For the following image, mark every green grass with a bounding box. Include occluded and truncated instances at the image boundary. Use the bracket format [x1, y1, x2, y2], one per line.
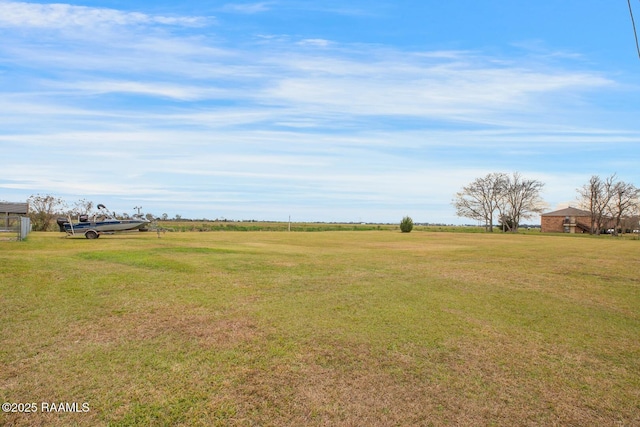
[1, 231, 639, 426]
[156, 220, 492, 233]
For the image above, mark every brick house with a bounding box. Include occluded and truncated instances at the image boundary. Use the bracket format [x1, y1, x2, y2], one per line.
[540, 207, 592, 233]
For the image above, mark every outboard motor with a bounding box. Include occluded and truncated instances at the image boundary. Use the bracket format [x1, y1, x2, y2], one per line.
[56, 218, 69, 232]
[79, 214, 89, 222]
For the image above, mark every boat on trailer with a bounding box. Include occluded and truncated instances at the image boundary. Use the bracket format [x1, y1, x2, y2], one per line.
[57, 204, 150, 239]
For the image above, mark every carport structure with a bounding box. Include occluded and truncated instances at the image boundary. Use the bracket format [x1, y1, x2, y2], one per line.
[0, 202, 30, 240]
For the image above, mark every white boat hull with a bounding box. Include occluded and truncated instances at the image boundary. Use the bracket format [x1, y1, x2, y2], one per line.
[58, 204, 151, 238]
[62, 219, 149, 238]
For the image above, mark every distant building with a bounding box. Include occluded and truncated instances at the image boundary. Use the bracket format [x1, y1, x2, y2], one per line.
[1, 202, 29, 231]
[540, 207, 592, 233]
[1, 202, 28, 215]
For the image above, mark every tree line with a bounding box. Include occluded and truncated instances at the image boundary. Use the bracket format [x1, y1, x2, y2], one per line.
[453, 172, 639, 234]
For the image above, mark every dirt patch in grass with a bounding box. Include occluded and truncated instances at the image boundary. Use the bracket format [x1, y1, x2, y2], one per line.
[68, 308, 260, 349]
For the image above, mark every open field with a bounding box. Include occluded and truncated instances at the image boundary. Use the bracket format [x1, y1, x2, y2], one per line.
[1, 231, 639, 426]
[154, 220, 493, 233]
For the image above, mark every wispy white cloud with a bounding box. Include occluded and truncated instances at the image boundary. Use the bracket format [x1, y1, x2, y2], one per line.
[222, 2, 273, 14]
[257, 65, 612, 125]
[297, 38, 333, 48]
[0, 1, 208, 28]
[48, 80, 232, 101]
[282, 2, 376, 18]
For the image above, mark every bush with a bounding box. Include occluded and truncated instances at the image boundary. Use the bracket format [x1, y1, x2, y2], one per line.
[400, 216, 414, 233]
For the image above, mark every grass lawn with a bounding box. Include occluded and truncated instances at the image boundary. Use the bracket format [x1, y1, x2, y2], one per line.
[1, 231, 639, 426]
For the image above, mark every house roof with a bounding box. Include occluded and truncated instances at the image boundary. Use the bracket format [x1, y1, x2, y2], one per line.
[541, 207, 591, 217]
[0, 202, 29, 214]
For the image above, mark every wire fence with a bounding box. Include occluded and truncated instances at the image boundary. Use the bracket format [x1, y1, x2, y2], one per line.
[0, 216, 31, 241]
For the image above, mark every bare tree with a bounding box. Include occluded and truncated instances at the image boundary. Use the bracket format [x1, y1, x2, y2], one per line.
[608, 181, 640, 235]
[68, 198, 94, 218]
[454, 172, 546, 233]
[498, 173, 546, 233]
[453, 173, 507, 232]
[28, 194, 66, 231]
[578, 174, 617, 235]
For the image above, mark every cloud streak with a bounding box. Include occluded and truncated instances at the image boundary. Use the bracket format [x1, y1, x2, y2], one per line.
[222, 2, 273, 14]
[0, 1, 208, 28]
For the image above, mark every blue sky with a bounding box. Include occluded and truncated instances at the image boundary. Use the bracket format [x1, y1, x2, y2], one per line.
[1, 1, 639, 223]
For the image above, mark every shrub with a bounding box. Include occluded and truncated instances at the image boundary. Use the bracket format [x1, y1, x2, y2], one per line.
[400, 216, 414, 233]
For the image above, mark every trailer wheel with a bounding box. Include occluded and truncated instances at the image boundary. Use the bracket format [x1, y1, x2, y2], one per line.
[85, 230, 99, 239]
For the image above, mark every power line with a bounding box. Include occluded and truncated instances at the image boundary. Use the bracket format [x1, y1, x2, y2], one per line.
[628, 0, 640, 58]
